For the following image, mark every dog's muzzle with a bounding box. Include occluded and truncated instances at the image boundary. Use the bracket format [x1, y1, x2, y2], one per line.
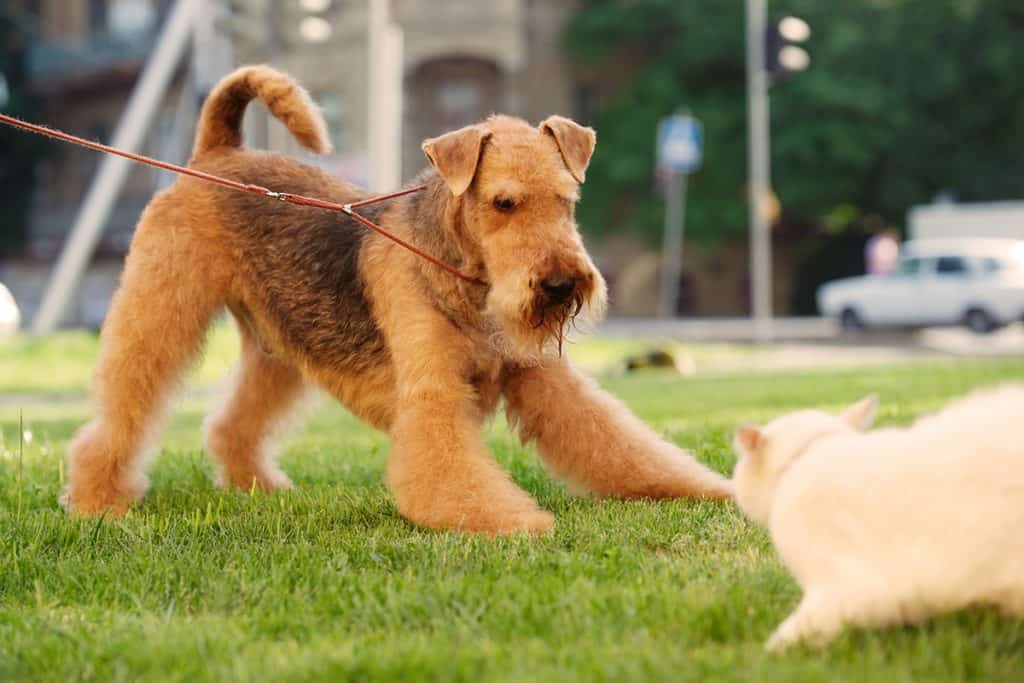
[540, 276, 577, 307]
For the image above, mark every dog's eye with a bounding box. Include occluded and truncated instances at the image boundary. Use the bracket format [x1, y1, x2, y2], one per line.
[493, 197, 516, 212]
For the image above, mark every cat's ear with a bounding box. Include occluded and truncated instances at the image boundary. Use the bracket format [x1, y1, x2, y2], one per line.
[734, 424, 765, 460]
[842, 394, 879, 431]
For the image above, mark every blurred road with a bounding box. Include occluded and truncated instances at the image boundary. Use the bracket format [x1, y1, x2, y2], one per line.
[597, 317, 835, 342]
[597, 317, 1024, 357]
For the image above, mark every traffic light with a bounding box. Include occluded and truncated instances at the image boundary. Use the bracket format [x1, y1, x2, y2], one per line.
[765, 16, 810, 84]
[297, 0, 333, 44]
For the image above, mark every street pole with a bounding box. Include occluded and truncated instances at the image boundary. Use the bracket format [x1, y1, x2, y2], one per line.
[657, 171, 687, 318]
[746, 0, 773, 342]
[367, 0, 403, 192]
[193, 0, 234, 98]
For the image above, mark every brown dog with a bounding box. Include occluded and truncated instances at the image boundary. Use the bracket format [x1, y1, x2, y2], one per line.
[62, 66, 732, 534]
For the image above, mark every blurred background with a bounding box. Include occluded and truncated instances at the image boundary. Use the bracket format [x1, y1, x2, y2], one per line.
[0, 0, 1022, 354]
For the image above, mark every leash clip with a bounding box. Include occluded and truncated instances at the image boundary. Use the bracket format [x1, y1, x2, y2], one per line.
[265, 190, 288, 202]
[341, 203, 354, 215]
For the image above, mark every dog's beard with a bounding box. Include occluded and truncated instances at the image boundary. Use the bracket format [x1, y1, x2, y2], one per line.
[530, 291, 586, 356]
[484, 269, 607, 364]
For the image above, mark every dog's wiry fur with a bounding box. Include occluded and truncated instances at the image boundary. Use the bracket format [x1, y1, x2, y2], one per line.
[62, 65, 732, 534]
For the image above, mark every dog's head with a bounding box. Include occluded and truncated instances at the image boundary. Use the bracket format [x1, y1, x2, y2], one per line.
[422, 114, 607, 361]
[730, 395, 879, 526]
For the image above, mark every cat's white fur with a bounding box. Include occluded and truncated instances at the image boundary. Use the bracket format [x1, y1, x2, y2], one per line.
[731, 385, 1024, 651]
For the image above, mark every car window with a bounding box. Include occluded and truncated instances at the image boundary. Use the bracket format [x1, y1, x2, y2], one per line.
[935, 256, 968, 276]
[895, 257, 923, 276]
[981, 258, 1002, 274]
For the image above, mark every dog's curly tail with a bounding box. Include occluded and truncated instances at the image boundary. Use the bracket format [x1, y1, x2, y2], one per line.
[192, 65, 332, 158]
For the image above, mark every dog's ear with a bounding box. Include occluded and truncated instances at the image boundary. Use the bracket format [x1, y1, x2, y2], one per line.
[733, 424, 765, 460]
[421, 124, 491, 197]
[540, 115, 596, 183]
[842, 394, 879, 431]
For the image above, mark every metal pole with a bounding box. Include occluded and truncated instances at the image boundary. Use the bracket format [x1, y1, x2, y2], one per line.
[155, 67, 197, 190]
[746, 0, 773, 342]
[32, 0, 201, 334]
[367, 0, 403, 192]
[658, 171, 688, 318]
[263, 0, 287, 153]
[192, 0, 234, 97]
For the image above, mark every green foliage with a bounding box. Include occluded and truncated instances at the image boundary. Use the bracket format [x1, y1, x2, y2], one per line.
[567, 1, 747, 245]
[567, 0, 1024, 244]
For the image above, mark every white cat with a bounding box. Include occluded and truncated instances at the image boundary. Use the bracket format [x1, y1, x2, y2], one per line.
[731, 386, 1024, 651]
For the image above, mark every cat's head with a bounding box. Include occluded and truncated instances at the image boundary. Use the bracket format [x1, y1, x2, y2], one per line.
[730, 395, 878, 526]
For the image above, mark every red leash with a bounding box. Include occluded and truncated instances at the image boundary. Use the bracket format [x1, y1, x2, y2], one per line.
[0, 112, 485, 286]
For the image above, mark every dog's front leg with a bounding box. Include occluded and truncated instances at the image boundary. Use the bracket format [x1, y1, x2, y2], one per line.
[387, 388, 553, 535]
[383, 313, 553, 535]
[504, 357, 733, 501]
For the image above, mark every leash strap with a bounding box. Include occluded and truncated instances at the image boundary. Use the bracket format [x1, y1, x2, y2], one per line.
[0, 112, 485, 286]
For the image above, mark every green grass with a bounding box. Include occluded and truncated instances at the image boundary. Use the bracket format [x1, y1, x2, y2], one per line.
[1, 330, 1023, 682]
[0, 324, 243, 395]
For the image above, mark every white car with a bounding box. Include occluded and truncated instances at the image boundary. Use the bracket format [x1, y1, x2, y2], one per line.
[817, 239, 1024, 333]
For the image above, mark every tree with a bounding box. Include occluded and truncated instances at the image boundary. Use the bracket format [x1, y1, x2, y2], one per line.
[565, 0, 1024, 245]
[566, 1, 747, 244]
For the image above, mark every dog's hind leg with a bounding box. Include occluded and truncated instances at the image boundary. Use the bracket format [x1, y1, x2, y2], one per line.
[62, 202, 226, 515]
[504, 357, 733, 501]
[204, 317, 306, 492]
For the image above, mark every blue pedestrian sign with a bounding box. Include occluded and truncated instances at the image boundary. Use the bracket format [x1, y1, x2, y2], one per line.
[657, 114, 702, 174]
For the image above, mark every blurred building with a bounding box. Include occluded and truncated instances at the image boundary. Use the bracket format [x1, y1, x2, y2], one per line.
[22, 0, 182, 260]
[5, 0, 785, 325]
[230, 0, 592, 183]
[3, 0, 185, 326]
[4, 0, 611, 326]
[910, 200, 1024, 241]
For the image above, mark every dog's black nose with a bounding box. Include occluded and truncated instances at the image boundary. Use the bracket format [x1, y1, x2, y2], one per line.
[541, 277, 577, 305]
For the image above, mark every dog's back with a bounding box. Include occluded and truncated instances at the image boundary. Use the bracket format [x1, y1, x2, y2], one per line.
[156, 67, 390, 374]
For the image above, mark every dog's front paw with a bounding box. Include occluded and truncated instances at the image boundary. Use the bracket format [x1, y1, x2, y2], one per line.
[702, 475, 735, 502]
[397, 497, 555, 537]
[493, 509, 555, 536]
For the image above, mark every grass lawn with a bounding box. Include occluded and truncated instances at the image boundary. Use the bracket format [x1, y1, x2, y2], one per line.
[1, 329, 1022, 682]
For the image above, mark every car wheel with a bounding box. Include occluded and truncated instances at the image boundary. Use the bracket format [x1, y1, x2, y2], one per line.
[963, 308, 998, 334]
[839, 308, 864, 332]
